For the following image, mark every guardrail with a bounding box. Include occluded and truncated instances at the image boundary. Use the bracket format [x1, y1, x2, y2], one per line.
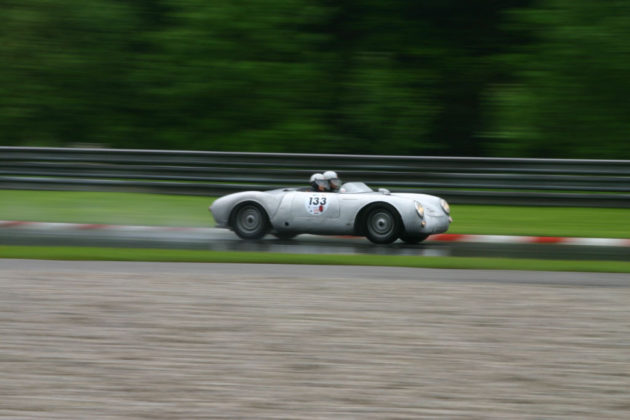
[1, 146, 629, 207]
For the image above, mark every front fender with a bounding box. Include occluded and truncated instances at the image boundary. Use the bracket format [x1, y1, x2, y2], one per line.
[354, 195, 450, 236]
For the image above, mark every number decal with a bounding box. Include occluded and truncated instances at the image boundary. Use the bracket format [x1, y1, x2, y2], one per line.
[304, 194, 329, 215]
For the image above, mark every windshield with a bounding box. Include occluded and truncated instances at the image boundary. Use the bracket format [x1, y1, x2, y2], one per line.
[340, 182, 373, 193]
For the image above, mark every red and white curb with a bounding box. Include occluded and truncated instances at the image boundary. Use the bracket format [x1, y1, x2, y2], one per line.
[429, 234, 630, 247]
[2, 220, 629, 247]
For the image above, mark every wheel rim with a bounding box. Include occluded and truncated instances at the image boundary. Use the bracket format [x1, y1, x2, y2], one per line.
[368, 210, 395, 239]
[236, 205, 263, 233]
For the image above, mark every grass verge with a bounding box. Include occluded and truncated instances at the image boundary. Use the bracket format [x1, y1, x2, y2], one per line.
[1, 245, 629, 273]
[0, 190, 215, 227]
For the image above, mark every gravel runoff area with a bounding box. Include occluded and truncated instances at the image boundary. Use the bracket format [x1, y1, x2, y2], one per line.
[1, 261, 630, 419]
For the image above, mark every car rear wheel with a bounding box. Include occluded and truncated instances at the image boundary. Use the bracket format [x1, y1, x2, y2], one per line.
[365, 207, 400, 244]
[232, 203, 269, 239]
[273, 232, 297, 240]
[400, 233, 429, 244]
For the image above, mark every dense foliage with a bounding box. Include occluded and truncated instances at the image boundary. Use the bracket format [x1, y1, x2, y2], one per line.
[1, 0, 628, 158]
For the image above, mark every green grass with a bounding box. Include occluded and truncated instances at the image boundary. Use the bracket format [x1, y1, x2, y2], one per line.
[0, 190, 215, 227]
[1, 245, 629, 273]
[1, 189, 629, 237]
[450, 205, 630, 238]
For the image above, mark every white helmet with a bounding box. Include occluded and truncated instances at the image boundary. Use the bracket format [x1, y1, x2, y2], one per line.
[323, 170, 341, 191]
[310, 173, 328, 192]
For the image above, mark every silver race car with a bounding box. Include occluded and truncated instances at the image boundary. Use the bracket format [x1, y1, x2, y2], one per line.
[209, 182, 452, 244]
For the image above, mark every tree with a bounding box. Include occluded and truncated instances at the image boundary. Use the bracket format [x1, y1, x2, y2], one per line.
[486, 0, 630, 158]
[125, 0, 335, 152]
[0, 0, 141, 146]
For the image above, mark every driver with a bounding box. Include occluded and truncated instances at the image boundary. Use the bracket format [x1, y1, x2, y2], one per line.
[309, 173, 329, 192]
[323, 170, 341, 192]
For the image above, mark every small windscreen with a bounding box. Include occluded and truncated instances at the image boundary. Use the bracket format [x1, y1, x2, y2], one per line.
[340, 182, 373, 193]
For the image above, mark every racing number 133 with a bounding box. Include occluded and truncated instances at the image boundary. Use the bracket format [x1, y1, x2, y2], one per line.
[308, 196, 327, 206]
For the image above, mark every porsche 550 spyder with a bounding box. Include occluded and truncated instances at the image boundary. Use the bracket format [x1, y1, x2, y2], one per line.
[209, 182, 452, 244]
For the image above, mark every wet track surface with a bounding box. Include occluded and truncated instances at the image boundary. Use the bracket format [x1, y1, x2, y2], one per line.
[2, 225, 630, 261]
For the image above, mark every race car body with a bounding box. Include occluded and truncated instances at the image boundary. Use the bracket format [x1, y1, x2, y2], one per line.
[209, 182, 452, 244]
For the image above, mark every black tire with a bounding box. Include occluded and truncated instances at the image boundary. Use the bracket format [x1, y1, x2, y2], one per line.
[364, 206, 400, 244]
[231, 203, 269, 239]
[400, 233, 429, 244]
[273, 232, 297, 240]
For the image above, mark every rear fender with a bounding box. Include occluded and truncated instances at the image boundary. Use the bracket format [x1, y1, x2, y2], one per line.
[210, 191, 282, 228]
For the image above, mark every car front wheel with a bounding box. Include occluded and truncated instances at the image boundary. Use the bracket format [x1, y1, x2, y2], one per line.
[400, 233, 429, 244]
[232, 203, 269, 239]
[365, 207, 400, 244]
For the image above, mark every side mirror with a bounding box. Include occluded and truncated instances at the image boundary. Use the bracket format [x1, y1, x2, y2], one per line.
[378, 188, 391, 195]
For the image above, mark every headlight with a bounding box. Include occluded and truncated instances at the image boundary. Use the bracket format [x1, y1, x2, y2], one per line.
[440, 199, 450, 215]
[414, 201, 424, 218]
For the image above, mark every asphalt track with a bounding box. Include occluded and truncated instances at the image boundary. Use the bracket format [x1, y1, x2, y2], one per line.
[2, 224, 630, 261]
[1, 260, 630, 418]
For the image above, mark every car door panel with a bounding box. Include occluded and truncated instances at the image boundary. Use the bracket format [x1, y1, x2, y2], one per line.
[290, 192, 341, 233]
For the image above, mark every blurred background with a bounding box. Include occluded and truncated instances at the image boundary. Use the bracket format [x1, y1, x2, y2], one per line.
[2, 0, 629, 158]
[2, 4, 630, 417]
